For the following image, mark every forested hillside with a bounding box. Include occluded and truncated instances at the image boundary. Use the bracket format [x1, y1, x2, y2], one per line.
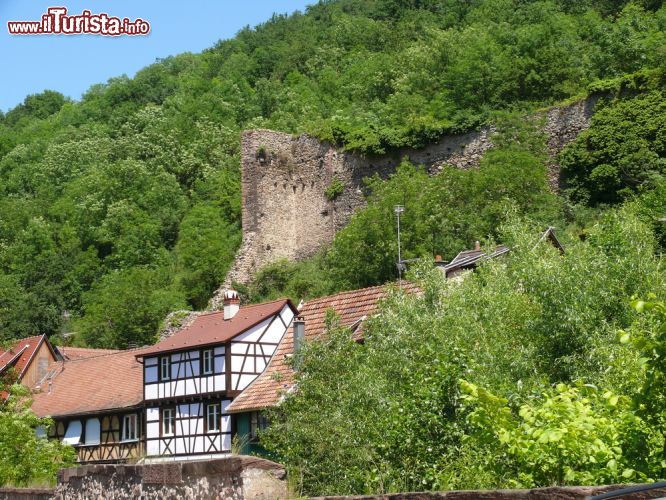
[0, 0, 664, 348]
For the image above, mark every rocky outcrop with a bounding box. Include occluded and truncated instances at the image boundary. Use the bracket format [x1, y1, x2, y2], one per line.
[159, 310, 201, 341]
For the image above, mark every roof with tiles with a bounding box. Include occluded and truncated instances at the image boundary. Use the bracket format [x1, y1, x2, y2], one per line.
[227, 283, 420, 413]
[59, 346, 121, 361]
[138, 299, 296, 358]
[31, 347, 150, 418]
[0, 335, 53, 379]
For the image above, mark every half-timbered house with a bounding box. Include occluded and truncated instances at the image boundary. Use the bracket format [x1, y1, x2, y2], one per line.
[31, 347, 149, 463]
[135, 291, 296, 461]
[227, 283, 420, 453]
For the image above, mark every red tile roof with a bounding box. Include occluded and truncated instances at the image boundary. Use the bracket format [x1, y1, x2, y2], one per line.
[59, 346, 121, 360]
[227, 283, 420, 413]
[137, 299, 295, 358]
[0, 335, 53, 379]
[31, 348, 150, 418]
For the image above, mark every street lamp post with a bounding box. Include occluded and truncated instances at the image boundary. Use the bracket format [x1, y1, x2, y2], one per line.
[394, 205, 404, 286]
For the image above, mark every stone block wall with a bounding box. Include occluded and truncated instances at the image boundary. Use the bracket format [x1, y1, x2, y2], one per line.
[52, 455, 288, 499]
[0, 488, 54, 500]
[312, 483, 666, 500]
[212, 94, 600, 297]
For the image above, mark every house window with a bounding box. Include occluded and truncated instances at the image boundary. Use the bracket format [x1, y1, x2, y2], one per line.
[160, 357, 171, 381]
[162, 408, 175, 436]
[37, 358, 49, 380]
[206, 403, 220, 432]
[84, 418, 100, 445]
[63, 420, 82, 445]
[250, 411, 269, 440]
[122, 414, 138, 442]
[202, 349, 213, 375]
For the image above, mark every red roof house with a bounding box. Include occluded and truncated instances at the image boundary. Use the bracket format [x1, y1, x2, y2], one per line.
[227, 283, 420, 414]
[0, 335, 58, 391]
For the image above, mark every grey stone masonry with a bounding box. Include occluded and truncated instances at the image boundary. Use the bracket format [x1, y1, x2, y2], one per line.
[52, 455, 288, 500]
[211, 94, 600, 300]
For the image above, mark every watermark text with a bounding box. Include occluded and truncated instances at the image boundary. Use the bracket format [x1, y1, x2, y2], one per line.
[7, 7, 150, 36]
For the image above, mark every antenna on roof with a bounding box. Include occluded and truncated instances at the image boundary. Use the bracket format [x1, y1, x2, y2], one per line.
[394, 205, 405, 287]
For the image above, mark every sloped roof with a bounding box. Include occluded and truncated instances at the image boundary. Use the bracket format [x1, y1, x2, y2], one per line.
[441, 245, 510, 275]
[227, 283, 420, 413]
[31, 348, 150, 418]
[137, 299, 296, 358]
[59, 346, 121, 361]
[0, 335, 55, 379]
[534, 226, 565, 253]
[435, 228, 564, 277]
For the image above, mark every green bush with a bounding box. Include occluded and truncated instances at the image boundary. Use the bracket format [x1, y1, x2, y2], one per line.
[324, 177, 346, 201]
[460, 382, 662, 487]
[262, 210, 665, 495]
[560, 90, 666, 205]
[0, 385, 76, 486]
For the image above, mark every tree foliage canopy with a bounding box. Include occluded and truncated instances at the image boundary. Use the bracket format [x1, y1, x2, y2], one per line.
[262, 209, 666, 495]
[0, 384, 75, 487]
[0, 0, 664, 347]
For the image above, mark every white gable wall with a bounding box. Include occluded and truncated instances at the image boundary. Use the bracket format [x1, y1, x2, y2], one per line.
[144, 400, 232, 458]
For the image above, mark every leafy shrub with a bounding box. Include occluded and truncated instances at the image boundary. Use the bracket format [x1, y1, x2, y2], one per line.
[460, 381, 662, 487]
[262, 211, 665, 495]
[324, 177, 346, 201]
[0, 385, 76, 486]
[560, 90, 666, 205]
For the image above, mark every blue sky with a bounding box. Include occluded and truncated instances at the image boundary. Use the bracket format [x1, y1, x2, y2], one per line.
[0, 1, 313, 112]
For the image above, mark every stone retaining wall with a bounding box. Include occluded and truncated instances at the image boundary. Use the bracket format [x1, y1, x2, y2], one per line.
[46, 455, 287, 499]
[311, 483, 666, 500]
[0, 487, 54, 500]
[3, 478, 665, 499]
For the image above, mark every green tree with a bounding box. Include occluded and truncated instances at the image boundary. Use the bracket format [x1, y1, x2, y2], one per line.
[175, 203, 240, 309]
[621, 296, 666, 470]
[560, 90, 666, 205]
[76, 265, 187, 348]
[0, 384, 75, 486]
[263, 210, 665, 495]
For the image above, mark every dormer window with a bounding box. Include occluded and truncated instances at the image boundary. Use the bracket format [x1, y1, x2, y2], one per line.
[160, 356, 171, 381]
[202, 349, 213, 375]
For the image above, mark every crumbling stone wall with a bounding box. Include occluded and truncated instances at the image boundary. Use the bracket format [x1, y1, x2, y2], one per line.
[52, 456, 288, 500]
[215, 95, 599, 295]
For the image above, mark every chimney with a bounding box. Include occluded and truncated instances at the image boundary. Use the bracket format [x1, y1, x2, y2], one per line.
[474, 241, 481, 251]
[223, 290, 240, 320]
[293, 316, 305, 352]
